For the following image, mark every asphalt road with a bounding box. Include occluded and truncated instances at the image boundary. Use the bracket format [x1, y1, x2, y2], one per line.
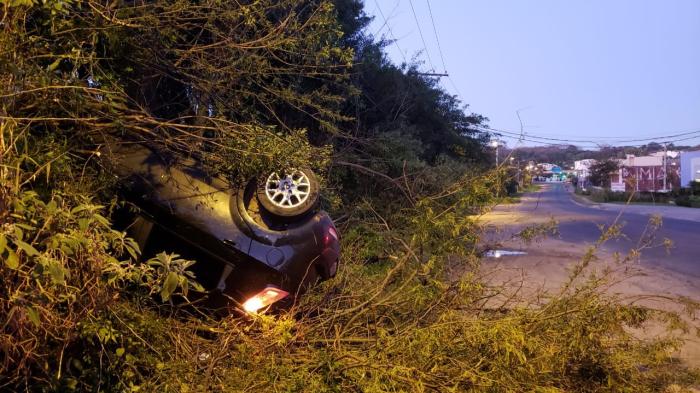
[496, 182, 700, 279]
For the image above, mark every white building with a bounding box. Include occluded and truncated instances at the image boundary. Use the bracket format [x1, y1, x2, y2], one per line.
[574, 159, 596, 177]
[680, 150, 700, 187]
[574, 159, 596, 189]
[537, 163, 556, 172]
[650, 150, 680, 159]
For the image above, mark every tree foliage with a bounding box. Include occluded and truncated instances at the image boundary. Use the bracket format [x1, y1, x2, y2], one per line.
[589, 159, 620, 188]
[1, 0, 348, 183]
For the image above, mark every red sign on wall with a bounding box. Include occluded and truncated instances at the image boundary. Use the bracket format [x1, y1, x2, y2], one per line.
[619, 165, 680, 192]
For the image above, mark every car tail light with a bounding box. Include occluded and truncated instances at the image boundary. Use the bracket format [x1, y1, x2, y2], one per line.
[242, 286, 289, 314]
[328, 227, 338, 240]
[324, 227, 339, 245]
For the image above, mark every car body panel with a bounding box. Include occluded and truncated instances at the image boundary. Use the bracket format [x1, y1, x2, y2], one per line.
[109, 144, 339, 310]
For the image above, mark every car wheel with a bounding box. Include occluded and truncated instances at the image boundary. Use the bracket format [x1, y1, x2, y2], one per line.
[256, 167, 319, 218]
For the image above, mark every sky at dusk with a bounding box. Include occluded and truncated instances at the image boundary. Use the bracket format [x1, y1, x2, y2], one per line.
[365, 0, 700, 148]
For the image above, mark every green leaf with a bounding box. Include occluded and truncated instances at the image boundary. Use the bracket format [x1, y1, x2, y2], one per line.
[15, 240, 39, 256]
[124, 238, 140, 261]
[160, 272, 179, 301]
[64, 377, 78, 391]
[0, 234, 6, 254]
[60, 244, 74, 255]
[116, 347, 125, 357]
[71, 204, 90, 215]
[26, 307, 40, 328]
[14, 226, 23, 241]
[15, 223, 35, 231]
[181, 277, 189, 297]
[47, 262, 66, 284]
[192, 281, 205, 292]
[46, 58, 62, 72]
[3, 0, 35, 8]
[4, 250, 19, 270]
[78, 218, 90, 231]
[93, 214, 110, 228]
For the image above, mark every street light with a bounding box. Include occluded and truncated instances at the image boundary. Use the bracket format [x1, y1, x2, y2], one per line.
[490, 140, 500, 166]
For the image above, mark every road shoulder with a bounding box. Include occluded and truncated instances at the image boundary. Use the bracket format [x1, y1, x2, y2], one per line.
[478, 236, 700, 368]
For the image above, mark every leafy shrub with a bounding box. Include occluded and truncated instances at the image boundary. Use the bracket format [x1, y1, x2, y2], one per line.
[0, 189, 125, 386]
[111, 216, 699, 393]
[587, 188, 676, 204]
[675, 195, 700, 208]
[505, 178, 519, 195]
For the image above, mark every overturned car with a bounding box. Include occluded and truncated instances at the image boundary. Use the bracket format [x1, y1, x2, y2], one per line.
[110, 144, 340, 313]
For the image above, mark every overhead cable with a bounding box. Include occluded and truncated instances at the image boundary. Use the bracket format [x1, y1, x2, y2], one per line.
[407, 0, 437, 71]
[478, 126, 700, 145]
[373, 0, 408, 64]
[425, 0, 447, 73]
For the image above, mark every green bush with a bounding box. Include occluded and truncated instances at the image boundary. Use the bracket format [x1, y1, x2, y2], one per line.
[588, 188, 676, 204]
[676, 195, 700, 208]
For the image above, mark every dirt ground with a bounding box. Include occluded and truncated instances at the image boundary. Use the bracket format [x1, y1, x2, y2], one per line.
[478, 235, 700, 368]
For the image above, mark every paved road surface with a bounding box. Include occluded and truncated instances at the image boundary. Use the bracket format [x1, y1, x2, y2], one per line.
[488, 182, 700, 279]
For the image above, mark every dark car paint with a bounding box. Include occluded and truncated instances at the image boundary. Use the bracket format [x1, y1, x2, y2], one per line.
[111, 145, 339, 309]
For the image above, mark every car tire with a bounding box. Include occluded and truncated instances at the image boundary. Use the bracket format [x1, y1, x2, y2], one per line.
[256, 167, 320, 218]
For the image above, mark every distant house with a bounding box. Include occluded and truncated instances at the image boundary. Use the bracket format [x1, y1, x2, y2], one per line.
[680, 150, 700, 187]
[538, 163, 557, 172]
[650, 150, 680, 159]
[574, 159, 596, 188]
[535, 163, 565, 181]
[609, 153, 680, 193]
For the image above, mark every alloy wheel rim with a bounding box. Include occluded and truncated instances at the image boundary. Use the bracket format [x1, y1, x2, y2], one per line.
[264, 170, 311, 209]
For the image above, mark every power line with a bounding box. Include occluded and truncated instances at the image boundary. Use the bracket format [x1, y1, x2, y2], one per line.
[374, 1, 463, 99]
[481, 127, 609, 145]
[487, 129, 700, 150]
[423, 0, 464, 100]
[407, 0, 436, 71]
[478, 125, 700, 146]
[492, 132, 600, 147]
[496, 128, 700, 140]
[447, 76, 464, 99]
[656, 133, 700, 145]
[425, 0, 447, 73]
[373, 0, 408, 64]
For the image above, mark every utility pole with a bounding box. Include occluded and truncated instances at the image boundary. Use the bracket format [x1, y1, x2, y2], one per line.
[490, 139, 500, 197]
[662, 142, 668, 192]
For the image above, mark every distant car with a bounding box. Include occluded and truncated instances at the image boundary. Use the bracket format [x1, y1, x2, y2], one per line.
[109, 144, 340, 313]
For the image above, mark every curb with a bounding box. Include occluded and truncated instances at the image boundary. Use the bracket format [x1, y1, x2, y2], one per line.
[568, 192, 602, 209]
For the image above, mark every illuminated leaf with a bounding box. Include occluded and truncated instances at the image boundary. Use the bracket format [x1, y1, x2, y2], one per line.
[4, 250, 19, 269]
[15, 240, 39, 256]
[47, 262, 66, 284]
[160, 272, 179, 301]
[26, 307, 40, 328]
[46, 58, 61, 72]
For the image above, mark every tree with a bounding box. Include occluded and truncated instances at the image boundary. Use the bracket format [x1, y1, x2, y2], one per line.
[588, 159, 619, 188]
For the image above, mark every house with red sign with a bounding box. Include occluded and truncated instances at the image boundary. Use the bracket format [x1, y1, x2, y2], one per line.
[609, 153, 680, 193]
